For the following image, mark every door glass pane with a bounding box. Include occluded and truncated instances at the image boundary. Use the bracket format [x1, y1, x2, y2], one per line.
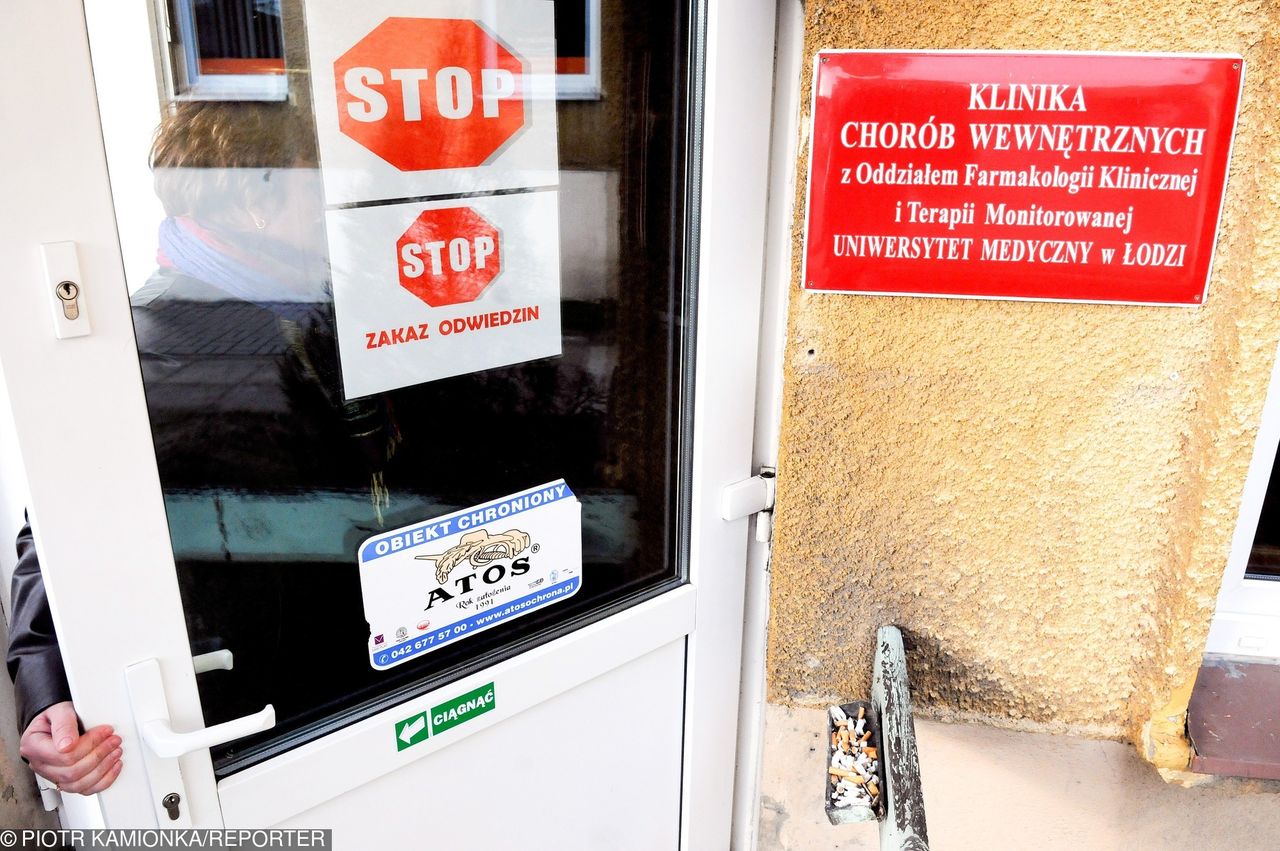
[96, 0, 696, 774]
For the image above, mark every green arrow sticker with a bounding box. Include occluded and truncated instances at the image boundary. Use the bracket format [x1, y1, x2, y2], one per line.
[394, 711, 430, 752]
[431, 682, 496, 735]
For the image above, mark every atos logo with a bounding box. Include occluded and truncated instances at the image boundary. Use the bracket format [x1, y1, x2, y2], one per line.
[415, 528, 535, 611]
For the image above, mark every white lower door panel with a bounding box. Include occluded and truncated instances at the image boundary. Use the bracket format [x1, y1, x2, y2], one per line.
[276, 639, 685, 849]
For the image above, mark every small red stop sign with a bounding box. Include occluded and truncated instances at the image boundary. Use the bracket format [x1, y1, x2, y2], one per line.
[397, 207, 502, 307]
[334, 17, 527, 171]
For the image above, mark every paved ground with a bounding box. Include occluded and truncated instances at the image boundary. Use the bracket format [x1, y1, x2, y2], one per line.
[758, 704, 1280, 850]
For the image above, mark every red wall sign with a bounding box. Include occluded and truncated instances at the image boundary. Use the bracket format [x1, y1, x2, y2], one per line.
[802, 52, 1243, 305]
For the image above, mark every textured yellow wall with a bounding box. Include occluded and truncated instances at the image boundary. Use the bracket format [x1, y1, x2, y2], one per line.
[769, 0, 1280, 761]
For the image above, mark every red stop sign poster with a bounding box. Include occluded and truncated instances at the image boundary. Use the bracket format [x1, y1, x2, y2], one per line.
[306, 1, 559, 206]
[396, 207, 502, 307]
[802, 52, 1244, 305]
[306, 1, 563, 399]
[326, 192, 562, 399]
[335, 18, 527, 172]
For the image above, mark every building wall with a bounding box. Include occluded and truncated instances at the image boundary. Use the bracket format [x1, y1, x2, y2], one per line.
[768, 0, 1280, 767]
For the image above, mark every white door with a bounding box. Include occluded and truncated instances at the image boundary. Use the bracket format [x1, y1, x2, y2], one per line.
[0, 0, 777, 847]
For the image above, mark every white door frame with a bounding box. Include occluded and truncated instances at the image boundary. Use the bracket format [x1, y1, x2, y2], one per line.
[683, 0, 778, 847]
[0, 0, 779, 845]
[730, 1, 805, 849]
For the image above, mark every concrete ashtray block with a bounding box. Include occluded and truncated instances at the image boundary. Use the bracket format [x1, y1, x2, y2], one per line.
[824, 700, 884, 825]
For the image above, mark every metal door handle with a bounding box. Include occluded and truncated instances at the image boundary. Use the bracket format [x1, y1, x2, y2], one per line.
[126, 658, 275, 759]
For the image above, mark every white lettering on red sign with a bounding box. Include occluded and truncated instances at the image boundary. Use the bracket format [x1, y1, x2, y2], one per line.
[401, 236, 497, 279]
[342, 67, 516, 123]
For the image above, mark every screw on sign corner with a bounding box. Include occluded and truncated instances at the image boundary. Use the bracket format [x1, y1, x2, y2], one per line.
[335, 17, 528, 172]
[397, 207, 502, 307]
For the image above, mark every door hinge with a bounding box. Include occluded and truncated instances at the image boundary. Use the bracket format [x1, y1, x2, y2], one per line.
[721, 467, 776, 542]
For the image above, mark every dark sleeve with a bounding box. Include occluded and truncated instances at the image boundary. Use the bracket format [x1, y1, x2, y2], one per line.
[7, 517, 72, 733]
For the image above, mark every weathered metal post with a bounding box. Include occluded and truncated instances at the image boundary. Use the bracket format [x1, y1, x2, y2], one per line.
[871, 625, 929, 850]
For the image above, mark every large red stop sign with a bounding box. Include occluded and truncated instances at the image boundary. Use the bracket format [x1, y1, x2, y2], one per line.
[335, 18, 527, 172]
[397, 207, 502, 307]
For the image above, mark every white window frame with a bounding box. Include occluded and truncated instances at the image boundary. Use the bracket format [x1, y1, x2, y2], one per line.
[166, 0, 287, 102]
[549, 0, 602, 100]
[1206, 342, 1280, 659]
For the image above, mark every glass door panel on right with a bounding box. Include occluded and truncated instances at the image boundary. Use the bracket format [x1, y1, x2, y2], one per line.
[100, 0, 698, 774]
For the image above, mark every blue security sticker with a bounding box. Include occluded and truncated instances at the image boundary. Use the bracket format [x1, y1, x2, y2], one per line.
[361, 480, 582, 670]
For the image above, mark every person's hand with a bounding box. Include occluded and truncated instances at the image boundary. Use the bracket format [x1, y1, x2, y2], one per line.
[19, 701, 122, 795]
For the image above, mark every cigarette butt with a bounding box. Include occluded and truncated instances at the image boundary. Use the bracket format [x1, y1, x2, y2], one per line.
[841, 742, 851, 754]
[831, 769, 868, 785]
[839, 729, 850, 744]
[859, 731, 872, 743]
[868, 781, 879, 796]
[864, 747, 878, 759]
[830, 731, 838, 748]
[857, 706, 866, 720]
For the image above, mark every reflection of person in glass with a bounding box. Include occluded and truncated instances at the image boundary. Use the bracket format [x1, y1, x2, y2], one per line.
[137, 101, 401, 509]
[149, 102, 330, 304]
[7, 100, 397, 797]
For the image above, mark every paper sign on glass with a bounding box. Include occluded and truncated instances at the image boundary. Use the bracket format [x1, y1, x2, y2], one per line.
[327, 190, 562, 398]
[306, 0, 563, 398]
[359, 481, 583, 671]
[304, 0, 559, 206]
